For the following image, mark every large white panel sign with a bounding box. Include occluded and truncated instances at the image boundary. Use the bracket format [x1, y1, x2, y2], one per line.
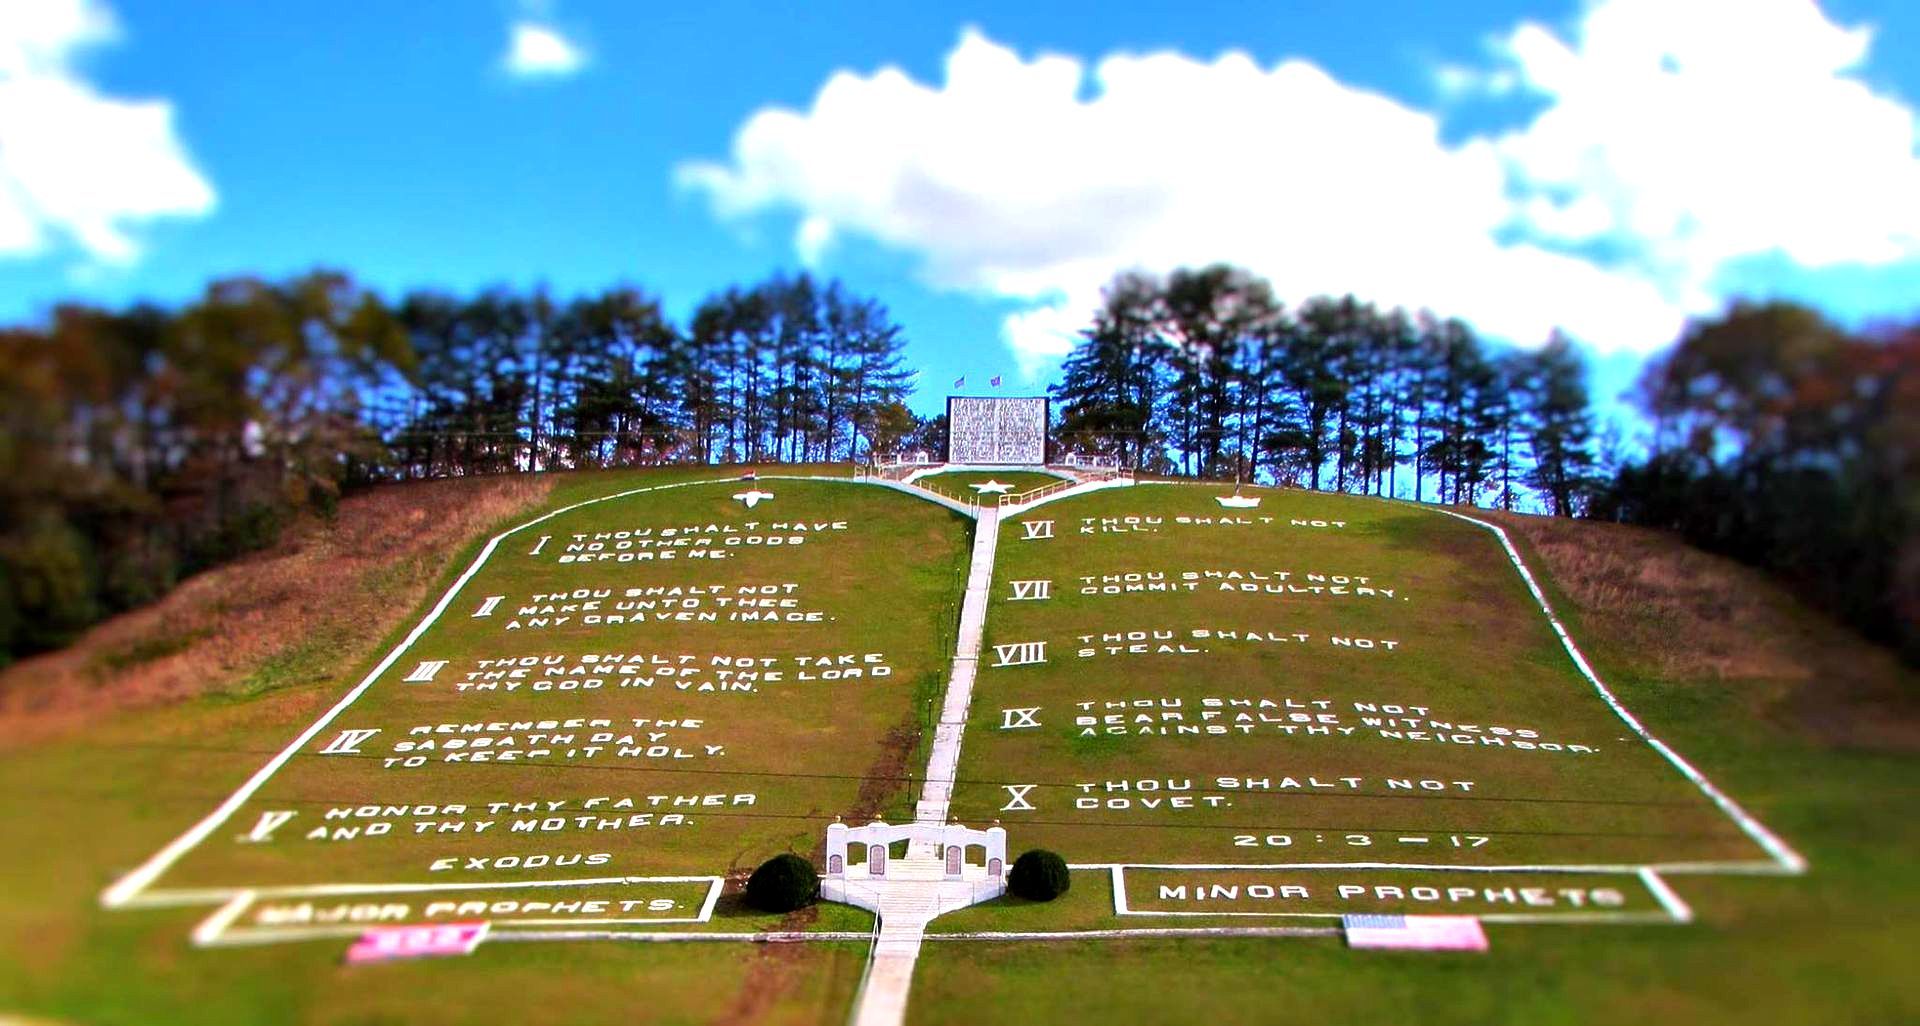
[947, 396, 1048, 465]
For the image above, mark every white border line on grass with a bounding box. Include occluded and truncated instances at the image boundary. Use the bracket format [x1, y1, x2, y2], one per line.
[1073, 860, 1794, 875]
[105, 472, 1802, 948]
[1429, 506, 1806, 874]
[101, 473, 876, 910]
[1105, 865, 1686, 926]
[1639, 868, 1694, 923]
[1127, 481, 1806, 876]
[187, 879, 725, 952]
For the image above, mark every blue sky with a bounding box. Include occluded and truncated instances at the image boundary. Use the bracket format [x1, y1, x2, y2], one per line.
[3, 0, 1918, 426]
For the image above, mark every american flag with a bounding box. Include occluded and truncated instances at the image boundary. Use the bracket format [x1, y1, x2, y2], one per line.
[954, 376, 965, 388]
[991, 375, 1002, 387]
[1343, 914, 1488, 951]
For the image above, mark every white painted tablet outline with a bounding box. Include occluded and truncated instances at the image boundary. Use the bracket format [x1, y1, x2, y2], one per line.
[1097, 864, 1690, 925]
[191, 876, 727, 947]
[1092, 481, 1808, 876]
[1429, 506, 1805, 873]
[101, 473, 887, 910]
[104, 474, 1802, 922]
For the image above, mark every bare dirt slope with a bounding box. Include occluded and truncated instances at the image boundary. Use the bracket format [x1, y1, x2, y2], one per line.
[0, 474, 550, 746]
[1479, 508, 1917, 751]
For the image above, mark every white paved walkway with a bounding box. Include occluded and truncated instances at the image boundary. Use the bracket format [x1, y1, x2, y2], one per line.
[915, 504, 998, 831]
[849, 506, 1001, 1026]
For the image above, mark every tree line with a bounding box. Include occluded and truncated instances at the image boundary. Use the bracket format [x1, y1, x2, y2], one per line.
[1050, 265, 1602, 515]
[0, 270, 917, 662]
[1048, 266, 1914, 660]
[1595, 302, 1917, 662]
[1, 263, 1909, 666]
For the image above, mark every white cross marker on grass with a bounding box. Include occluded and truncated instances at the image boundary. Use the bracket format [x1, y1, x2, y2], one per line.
[733, 489, 774, 508]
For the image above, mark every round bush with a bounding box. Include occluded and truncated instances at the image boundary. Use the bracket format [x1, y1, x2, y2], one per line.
[1007, 849, 1071, 901]
[745, 853, 819, 912]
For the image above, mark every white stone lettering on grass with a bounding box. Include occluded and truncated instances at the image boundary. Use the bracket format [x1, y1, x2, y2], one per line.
[1060, 626, 1404, 656]
[1047, 690, 1596, 751]
[379, 716, 729, 769]
[553, 521, 850, 563]
[1069, 570, 1398, 600]
[320, 729, 381, 755]
[1072, 514, 1349, 531]
[991, 641, 1047, 667]
[285, 794, 759, 848]
[496, 583, 831, 630]
[403, 660, 448, 683]
[1008, 579, 1051, 601]
[1000, 707, 1041, 729]
[1070, 778, 1233, 812]
[1000, 784, 1037, 812]
[1019, 520, 1053, 540]
[1074, 630, 1204, 658]
[472, 595, 504, 617]
[449, 651, 896, 695]
[428, 852, 614, 872]
[238, 810, 297, 843]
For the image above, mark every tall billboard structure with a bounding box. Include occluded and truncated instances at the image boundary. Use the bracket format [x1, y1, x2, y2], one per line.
[947, 396, 1048, 465]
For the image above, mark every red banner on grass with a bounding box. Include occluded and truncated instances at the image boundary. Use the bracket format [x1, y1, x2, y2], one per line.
[346, 921, 489, 963]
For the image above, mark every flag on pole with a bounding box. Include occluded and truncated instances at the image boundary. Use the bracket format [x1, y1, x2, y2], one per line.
[991, 375, 1002, 387]
[1342, 915, 1488, 951]
[954, 376, 965, 388]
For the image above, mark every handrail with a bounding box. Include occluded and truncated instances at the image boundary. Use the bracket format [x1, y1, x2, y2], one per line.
[898, 477, 980, 510]
[999, 477, 1075, 507]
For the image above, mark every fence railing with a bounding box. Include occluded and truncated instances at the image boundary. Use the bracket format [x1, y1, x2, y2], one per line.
[999, 476, 1076, 508]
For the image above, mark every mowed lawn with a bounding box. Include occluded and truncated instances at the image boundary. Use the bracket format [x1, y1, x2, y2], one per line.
[950, 482, 1775, 872]
[131, 473, 971, 900]
[0, 465, 967, 1025]
[2, 469, 1913, 1025]
[912, 483, 1920, 1026]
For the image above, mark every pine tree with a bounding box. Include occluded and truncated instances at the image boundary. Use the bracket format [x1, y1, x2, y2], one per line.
[1524, 331, 1601, 516]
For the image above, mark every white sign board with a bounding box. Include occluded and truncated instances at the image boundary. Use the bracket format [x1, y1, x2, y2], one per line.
[947, 396, 1048, 465]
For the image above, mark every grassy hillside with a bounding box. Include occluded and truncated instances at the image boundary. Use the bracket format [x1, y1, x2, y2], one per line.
[0, 468, 1912, 1026]
[0, 465, 913, 1026]
[910, 485, 1919, 1026]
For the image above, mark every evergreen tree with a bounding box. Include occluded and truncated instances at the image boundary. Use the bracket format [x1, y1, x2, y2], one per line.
[1523, 331, 1600, 516]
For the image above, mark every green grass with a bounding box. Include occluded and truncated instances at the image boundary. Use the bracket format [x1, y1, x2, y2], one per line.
[906, 481, 1919, 1026]
[953, 482, 1769, 869]
[137, 470, 971, 898]
[0, 464, 952, 1025]
[2, 469, 1913, 1026]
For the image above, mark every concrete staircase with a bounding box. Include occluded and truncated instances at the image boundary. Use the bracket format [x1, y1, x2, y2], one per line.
[847, 857, 958, 1026]
[840, 506, 1008, 1026]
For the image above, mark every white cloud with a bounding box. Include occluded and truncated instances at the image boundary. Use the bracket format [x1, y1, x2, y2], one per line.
[1491, 0, 1920, 287]
[680, 3, 1920, 374]
[0, 0, 215, 264]
[503, 21, 587, 79]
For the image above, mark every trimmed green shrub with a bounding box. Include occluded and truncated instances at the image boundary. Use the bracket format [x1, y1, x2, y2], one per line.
[745, 852, 819, 912]
[1008, 849, 1071, 901]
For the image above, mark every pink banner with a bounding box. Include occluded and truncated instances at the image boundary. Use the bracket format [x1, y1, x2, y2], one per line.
[346, 922, 490, 964]
[1343, 914, 1488, 951]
